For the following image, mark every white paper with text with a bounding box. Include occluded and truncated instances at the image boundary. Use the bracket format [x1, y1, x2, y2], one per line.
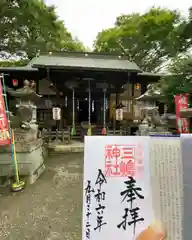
[82, 136, 154, 240]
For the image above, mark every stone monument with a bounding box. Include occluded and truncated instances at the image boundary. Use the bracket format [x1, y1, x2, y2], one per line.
[0, 80, 45, 185]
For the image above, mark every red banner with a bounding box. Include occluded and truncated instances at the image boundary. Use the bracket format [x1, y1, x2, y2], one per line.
[0, 79, 11, 145]
[174, 94, 189, 134]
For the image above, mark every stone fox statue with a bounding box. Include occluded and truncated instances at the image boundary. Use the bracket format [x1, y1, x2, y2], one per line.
[8, 105, 33, 129]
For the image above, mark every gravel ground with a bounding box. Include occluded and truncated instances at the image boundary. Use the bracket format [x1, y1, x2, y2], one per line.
[0, 153, 84, 240]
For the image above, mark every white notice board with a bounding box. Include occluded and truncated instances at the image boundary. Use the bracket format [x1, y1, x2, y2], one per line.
[82, 136, 154, 240]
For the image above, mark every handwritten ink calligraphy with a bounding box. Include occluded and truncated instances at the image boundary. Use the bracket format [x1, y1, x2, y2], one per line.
[117, 176, 144, 235]
[120, 176, 144, 208]
[94, 169, 107, 232]
[85, 180, 94, 239]
[95, 169, 107, 188]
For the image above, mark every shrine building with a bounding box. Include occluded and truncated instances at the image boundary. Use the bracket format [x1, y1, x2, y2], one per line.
[0, 51, 165, 136]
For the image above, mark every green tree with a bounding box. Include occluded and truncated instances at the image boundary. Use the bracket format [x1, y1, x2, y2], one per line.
[158, 55, 192, 104]
[0, 0, 86, 58]
[60, 37, 88, 52]
[181, 7, 192, 46]
[0, 60, 29, 67]
[94, 8, 190, 72]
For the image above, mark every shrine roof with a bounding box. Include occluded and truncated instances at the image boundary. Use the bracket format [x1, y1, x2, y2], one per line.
[136, 71, 170, 83]
[0, 66, 37, 72]
[0, 59, 38, 72]
[137, 72, 169, 77]
[31, 52, 141, 72]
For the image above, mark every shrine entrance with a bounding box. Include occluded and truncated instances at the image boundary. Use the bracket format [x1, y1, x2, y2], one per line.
[78, 100, 97, 123]
[78, 100, 88, 122]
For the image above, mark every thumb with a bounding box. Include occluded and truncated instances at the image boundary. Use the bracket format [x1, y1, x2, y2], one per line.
[136, 221, 165, 240]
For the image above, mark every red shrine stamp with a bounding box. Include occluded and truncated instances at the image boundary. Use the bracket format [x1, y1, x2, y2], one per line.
[104, 144, 144, 177]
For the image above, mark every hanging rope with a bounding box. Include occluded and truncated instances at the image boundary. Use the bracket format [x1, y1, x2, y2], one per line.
[47, 68, 52, 130]
[87, 80, 92, 136]
[103, 90, 106, 128]
[71, 87, 76, 136]
[102, 89, 107, 135]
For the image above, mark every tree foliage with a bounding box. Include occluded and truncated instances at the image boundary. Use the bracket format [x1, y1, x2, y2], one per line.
[158, 55, 192, 104]
[0, 0, 86, 59]
[94, 8, 191, 72]
[0, 60, 29, 67]
[181, 7, 192, 47]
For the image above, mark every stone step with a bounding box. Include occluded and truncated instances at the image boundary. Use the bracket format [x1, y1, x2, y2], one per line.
[48, 141, 84, 153]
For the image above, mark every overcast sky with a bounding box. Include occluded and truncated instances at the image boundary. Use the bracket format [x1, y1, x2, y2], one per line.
[46, 0, 191, 48]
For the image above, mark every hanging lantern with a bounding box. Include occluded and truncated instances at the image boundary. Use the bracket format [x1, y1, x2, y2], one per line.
[12, 79, 18, 87]
[116, 108, 123, 121]
[52, 106, 61, 120]
[135, 83, 140, 90]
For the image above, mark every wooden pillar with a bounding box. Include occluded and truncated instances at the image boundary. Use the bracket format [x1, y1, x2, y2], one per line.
[36, 78, 40, 122]
[113, 86, 120, 130]
[36, 79, 39, 94]
[132, 83, 134, 116]
[56, 91, 61, 130]
[141, 84, 147, 95]
[106, 92, 110, 124]
[127, 73, 131, 131]
[116, 91, 120, 106]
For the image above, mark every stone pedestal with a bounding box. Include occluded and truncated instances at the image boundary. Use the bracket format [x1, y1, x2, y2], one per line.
[0, 136, 45, 185]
